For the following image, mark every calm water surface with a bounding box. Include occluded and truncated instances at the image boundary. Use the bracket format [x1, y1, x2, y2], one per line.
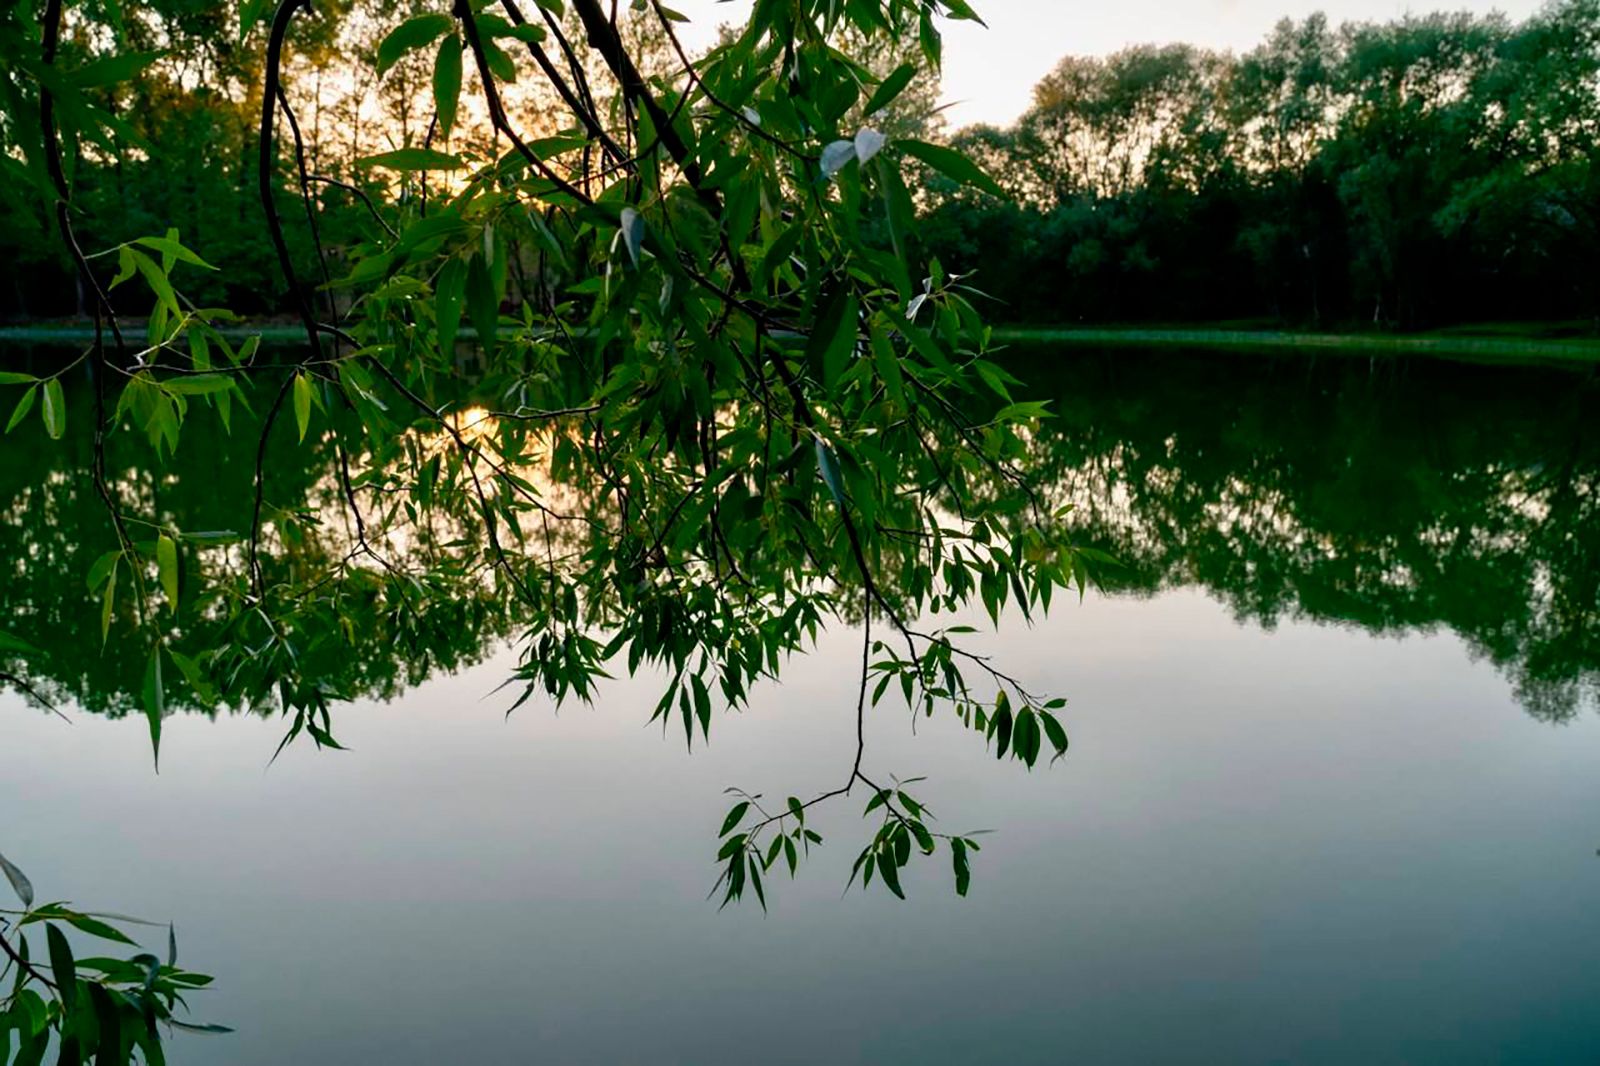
[2, 347, 1597, 1064]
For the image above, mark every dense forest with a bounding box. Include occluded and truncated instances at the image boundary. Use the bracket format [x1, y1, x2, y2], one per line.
[3, 1, 1599, 331]
[927, 2, 1600, 329]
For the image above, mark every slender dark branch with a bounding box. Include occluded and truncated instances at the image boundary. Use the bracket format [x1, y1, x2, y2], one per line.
[358, 351, 595, 527]
[498, 0, 629, 167]
[535, 2, 607, 144]
[0, 673, 69, 723]
[38, 0, 145, 630]
[0, 930, 57, 992]
[275, 81, 337, 341]
[569, 0, 707, 189]
[905, 629, 1043, 705]
[248, 372, 298, 597]
[38, 0, 127, 356]
[647, 0, 810, 158]
[420, 111, 438, 219]
[259, 0, 323, 357]
[307, 175, 399, 238]
[850, 583, 872, 784]
[569, 0, 761, 296]
[453, 0, 592, 205]
[740, 587, 875, 838]
[487, 403, 603, 421]
[334, 434, 413, 588]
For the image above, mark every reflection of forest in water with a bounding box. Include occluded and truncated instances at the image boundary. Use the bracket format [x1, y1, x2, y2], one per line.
[0, 352, 523, 718]
[1010, 347, 1599, 722]
[3, 345, 1596, 723]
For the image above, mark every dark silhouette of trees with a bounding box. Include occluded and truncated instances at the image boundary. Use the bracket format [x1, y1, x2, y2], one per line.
[923, 2, 1600, 330]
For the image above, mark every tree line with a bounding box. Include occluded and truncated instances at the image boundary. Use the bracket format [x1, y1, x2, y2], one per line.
[11, 3, 1598, 333]
[924, 2, 1600, 330]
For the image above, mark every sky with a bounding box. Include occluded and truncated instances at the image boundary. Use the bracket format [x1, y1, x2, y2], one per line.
[671, 0, 1549, 128]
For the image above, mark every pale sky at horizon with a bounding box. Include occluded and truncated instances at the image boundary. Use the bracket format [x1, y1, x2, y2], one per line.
[672, 0, 1549, 127]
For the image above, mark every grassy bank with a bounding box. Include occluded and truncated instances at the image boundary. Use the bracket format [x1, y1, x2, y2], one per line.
[993, 327, 1600, 367]
[6, 322, 1600, 369]
[0, 324, 310, 345]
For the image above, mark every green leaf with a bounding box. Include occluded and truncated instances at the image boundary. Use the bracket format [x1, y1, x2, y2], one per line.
[481, 36, 516, 83]
[6, 385, 37, 433]
[747, 854, 766, 911]
[501, 22, 547, 44]
[292, 372, 312, 443]
[0, 630, 41, 656]
[238, 0, 270, 41]
[896, 138, 1006, 198]
[128, 247, 178, 313]
[433, 36, 463, 138]
[875, 851, 906, 899]
[53, 911, 137, 947]
[162, 374, 233, 396]
[87, 984, 123, 1059]
[100, 556, 118, 646]
[719, 801, 749, 837]
[992, 401, 1052, 423]
[951, 838, 970, 897]
[869, 328, 905, 408]
[619, 207, 644, 268]
[1016, 707, 1041, 767]
[436, 257, 466, 356]
[167, 646, 215, 704]
[814, 437, 845, 506]
[166, 1020, 235, 1035]
[941, 0, 987, 23]
[70, 50, 163, 88]
[142, 644, 165, 771]
[357, 148, 464, 172]
[41, 379, 65, 439]
[157, 534, 179, 612]
[46, 924, 76, 1010]
[806, 285, 857, 394]
[177, 530, 240, 544]
[109, 245, 138, 290]
[992, 692, 1013, 759]
[465, 254, 498, 356]
[0, 372, 39, 385]
[189, 327, 212, 371]
[0, 850, 34, 908]
[377, 13, 452, 75]
[863, 63, 917, 117]
[1041, 711, 1069, 758]
[132, 235, 216, 271]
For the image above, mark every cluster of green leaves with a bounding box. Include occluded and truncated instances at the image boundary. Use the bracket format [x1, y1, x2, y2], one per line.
[4, 0, 1097, 923]
[0, 850, 224, 1066]
[713, 778, 984, 905]
[0, 2, 163, 226]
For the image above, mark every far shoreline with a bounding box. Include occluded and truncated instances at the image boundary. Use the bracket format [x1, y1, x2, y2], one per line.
[4, 321, 1599, 369]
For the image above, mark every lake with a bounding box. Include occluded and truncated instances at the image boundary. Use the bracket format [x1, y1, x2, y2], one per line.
[2, 346, 1597, 1064]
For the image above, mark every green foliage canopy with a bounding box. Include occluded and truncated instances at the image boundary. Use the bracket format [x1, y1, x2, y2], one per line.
[0, 0, 1081, 1057]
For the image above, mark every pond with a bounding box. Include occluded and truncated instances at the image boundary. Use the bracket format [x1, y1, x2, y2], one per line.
[3, 345, 1597, 1064]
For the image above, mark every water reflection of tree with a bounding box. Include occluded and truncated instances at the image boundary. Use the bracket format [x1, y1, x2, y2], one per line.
[6, 348, 1595, 725]
[0, 374, 517, 718]
[1007, 348, 1599, 722]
